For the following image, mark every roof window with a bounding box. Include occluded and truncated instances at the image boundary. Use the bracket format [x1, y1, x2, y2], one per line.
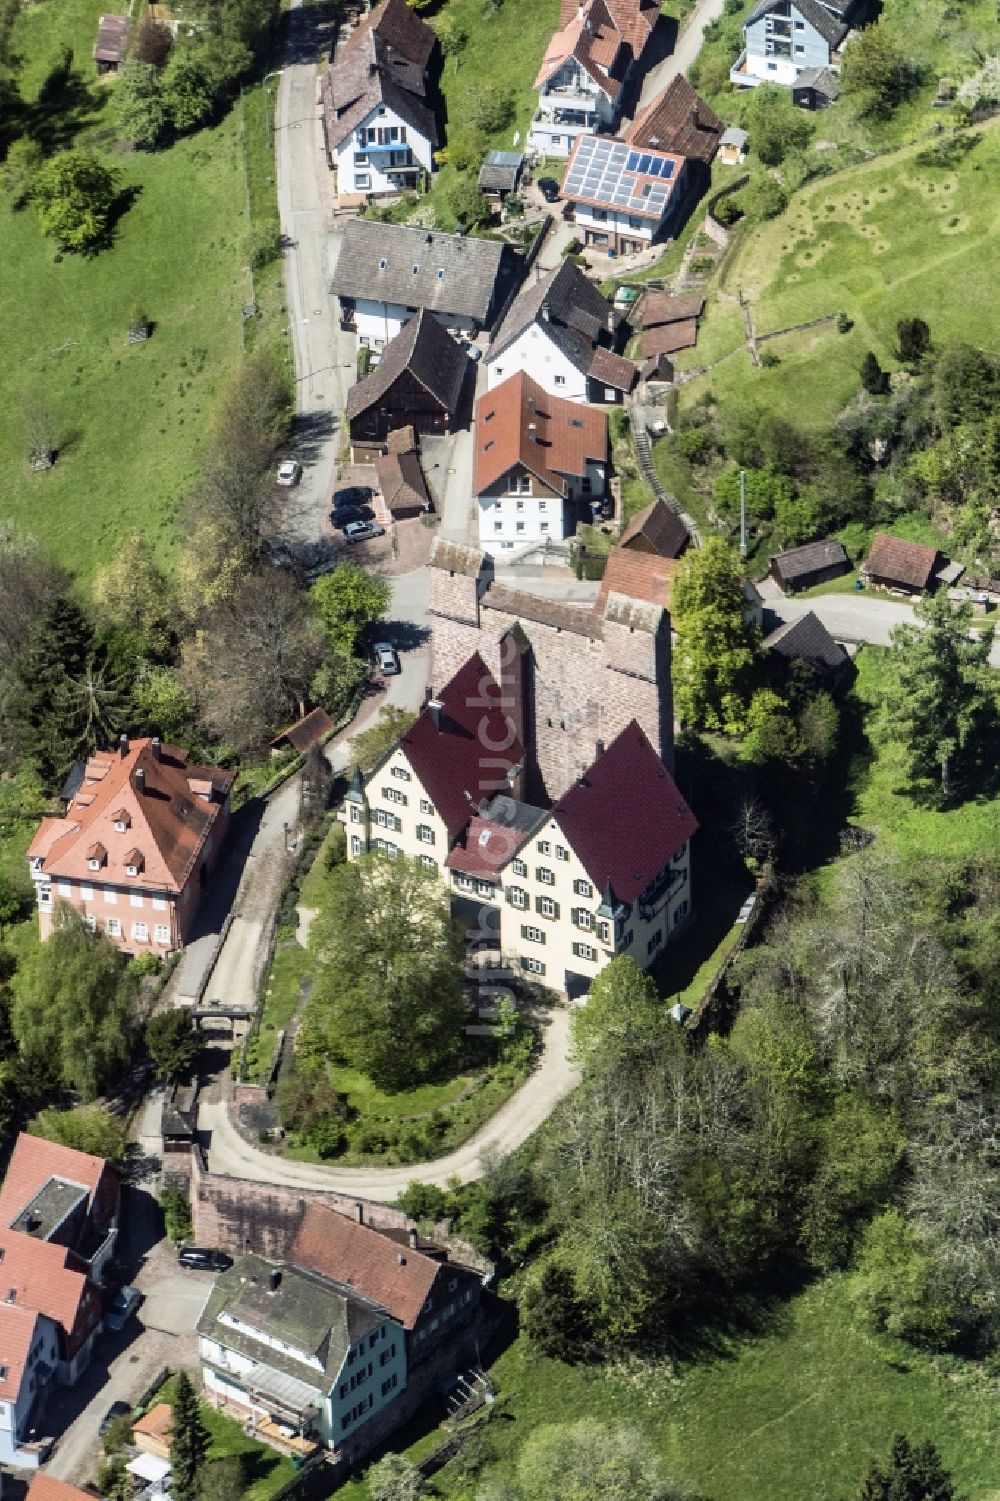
[478, 829, 491, 847]
[412, 264, 419, 274]
[378, 257, 388, 271]
[570, 418, 584, 428]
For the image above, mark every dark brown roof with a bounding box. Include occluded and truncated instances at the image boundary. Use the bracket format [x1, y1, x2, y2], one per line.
[637, 291, 704, 329]
[375, 449, 429, 514]
[341, 0, 436, 69]
[270, 707, 334, 753]
[641, 320, 698, 358]
[588, 345, 639, 391]
[625, 75, 724, 165]
[323, 26, 436, 152]
[553, 721, 697, 902]
[763, 611, 849, 674]
[346, 310, 471, 422]
[619, 498, 689, 558]
[861, 532, 939, 590]
[770, 538, 849, 583]
[490, 260, 623, 376]
[333, 219, 519, 327]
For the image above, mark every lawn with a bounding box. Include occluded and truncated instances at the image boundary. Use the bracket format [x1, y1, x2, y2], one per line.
[340, 1274, 1000, 1500]
[151, 1376, 296, 1501]
[1, 0, 287, 583]
[845, 646, 1000, 863]
[677, 119, 1000, 432]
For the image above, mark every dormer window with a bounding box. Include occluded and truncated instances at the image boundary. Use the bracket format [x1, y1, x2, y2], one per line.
[112, 808, 131, 832]
[124, 848, 144, 877]
[86, 842, 107, 871]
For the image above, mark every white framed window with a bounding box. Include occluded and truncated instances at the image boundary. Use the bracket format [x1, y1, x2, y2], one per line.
[390, 766, 411, 781]
[38, 886, 52, 908]
[130, 892, 144, 908]
[375, 809, 401, 832]
[87, 858, 101, 872]
[106, 918, 122, 938]
[538, 895, 557, 919]
[154, 923, 171, 945]
[508, 886, 527, 909]
[153, 896, 167, 911]
[455, 874, 474, 892]
[113, 820, 127, 834]
[476, 880, 494, 897]
[523, 956, 546, 976]
[540, 523, 549, 533]
[555, 845, 569, 862]
[84, 914, 97, 933]
[382, 787, 408, 806]
[355, 173, 371, 190]
[521, 925, 545, 945]
[536, 867, 554, 885]
[351, 836, 363, 856]
[574, 908, 593, 930]
[572, 941, 596, 961]
[417, 825, 435, 845]
[132, 922, 148, 942]
[516, 522, 525, 533]
[81, 885, 94, 901]
[418, 854, 437, 870]
[573, 879, 593, 897]
[494, 522, 503, 533]
[513, 858, 527, 877]
[350, 805, 363, 824]
[419, 798, 434, 815]
[57, 881, 71, 897]
[554, 375, 566, 387]
[104, 889, 117, 905]
[537, 840, 551, 855]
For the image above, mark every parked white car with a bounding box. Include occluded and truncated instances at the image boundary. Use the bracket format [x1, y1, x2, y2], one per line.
[276, 460, 302, 487]
[373, 641, 400, 676]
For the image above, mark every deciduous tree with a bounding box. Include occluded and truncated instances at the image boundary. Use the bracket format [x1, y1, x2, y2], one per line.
[113, 60, 168, 149]
[670, 537, 755, 733]
[515, 1419, 683, 1501]
[28, 1102, 128, 1160]
[310, 564, 391, 654]
[841, 21, 922, 118]
[146, 1009, 200, 1081]
[349, 706, 417, 773]
[32, 150, 122, 251]
[133, 16, 173, 67]
[366, 1453, 428, 1501]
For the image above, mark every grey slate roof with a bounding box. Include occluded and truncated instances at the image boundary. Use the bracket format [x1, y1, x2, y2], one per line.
[488, 260, 627, 381]
[478, 151, 525, 193]
[197, 1254, 384, 1390]
[323, 29, 437, 151]
[332, 219, 521, 326]
[746, 0, 849, 45]
[771, 538, 849, 582]
[763, 611, 848, 674]
[346, 308, 471, 421]
[793, 65, 841, 98]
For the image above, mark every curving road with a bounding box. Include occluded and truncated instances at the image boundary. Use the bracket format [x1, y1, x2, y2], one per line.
[200, 1007, 579, 1200]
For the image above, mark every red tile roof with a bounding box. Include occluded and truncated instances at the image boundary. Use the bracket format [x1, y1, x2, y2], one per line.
[473, 372, 607, 496]
[290, 1205, 439, 1330]
[596, 549, 680, 614]
[587, 345, 639, 391]
[28, 1478, 96, 1501]
[638, 291, 704, 329]
[861, 532, 939, 591]
[444, 813, 538, 879]
[0, 1229, 98, 1347]
[0, 1304, 42, 1402]
[0, 1134, 109, 1231]
[641, 320, 698, 358]
[26, 739, 234, 895]
[553, 721, 697, 901]
[398, 656, 524, 836]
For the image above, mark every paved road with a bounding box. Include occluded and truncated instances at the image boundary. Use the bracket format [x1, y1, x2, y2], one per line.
[762, 582, 1000, 665]
[274, 1, 352, 543]
[636, 0, 728, 112]
[200, 1006, 579, 1199]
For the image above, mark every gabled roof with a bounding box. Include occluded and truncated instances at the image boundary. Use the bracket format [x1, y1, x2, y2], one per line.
[641, 320, 698, 358]
[341, 0, 436, 69]
[93, 13, 128, 61]
[478, 151, 524, 193]
[587, 345, 639, 391]
[550, 721, 697, 902]
[0, 1228, 96, 1342]
[0, 1303, 42, 1402]
[861, 532, 939, 590]
[595, 549, 680, 614]
[619, 498, 689, 557]
[473, 372, 607, 496]
[624, 75, 723, 165]
[489, 261, 634, 387]
[763, 611, 849, 674]
[562, 133, 685, 221]
[636, 291, 704, 329]
[534, 0, 631, 96]
[770, 537, 849, 582]
[0, 1133, 113, 1241]
[269, 706, 334, 753]
[322, 25, 437, 152]
[397, 655, 524, 836]
[444, 797, 548, 878]
[290, 1204, 449, 1331]
[346, 309, 471, 422]
[375, 448, 430, 514]
[332, 219, 521, 326]
[26, 739, 234, 895]
[746, 0, 849, 45]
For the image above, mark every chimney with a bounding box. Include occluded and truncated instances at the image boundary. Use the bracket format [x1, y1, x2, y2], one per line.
[119, 732, 129, 758]
[353, 1202, 364, 1224]
[134, 768, 145, 795]
[408, 1227, 419, 1250]
[151, 737, 161, 762]
[428, 698, 444, 732]
[268, 1268, 282, 1294]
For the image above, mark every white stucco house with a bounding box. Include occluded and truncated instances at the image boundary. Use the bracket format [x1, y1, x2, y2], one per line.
[527, 0, 659, 157]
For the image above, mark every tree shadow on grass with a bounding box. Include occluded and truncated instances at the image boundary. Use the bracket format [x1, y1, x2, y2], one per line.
[88, 181, 142, 254]
[28, 55, 108, 155]
[644, 1259, 811, 1371]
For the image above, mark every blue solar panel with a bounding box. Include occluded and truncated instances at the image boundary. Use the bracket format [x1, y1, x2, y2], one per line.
[625, 151, 641, 172]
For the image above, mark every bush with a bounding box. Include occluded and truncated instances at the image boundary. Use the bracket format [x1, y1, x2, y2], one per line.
[311, 1117, 346, 1159]
[689, 255, 715, 275]
[160, 1186, 193, 1243]
[244, 223, 282, 270]
[397, 1181, 450, 1220]
[760, 348, 780, 367]
[673, 426, 713, 463]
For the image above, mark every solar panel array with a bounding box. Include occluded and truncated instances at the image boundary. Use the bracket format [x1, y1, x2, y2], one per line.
[563, 136, 678, 217]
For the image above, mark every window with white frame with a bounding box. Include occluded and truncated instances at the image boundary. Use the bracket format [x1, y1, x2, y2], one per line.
[521, 924, 545, 945]
[382, 787, 408, 806]
[153, 896, 167, 911]
[106, 918, 122, 938]
[536, 867, 554, 885]
[419, 854, 437, 870]
[598, 920, 611, 943]
[155, 924, 171, 944]
[132, 922, 148, 942]
[417, 825, 435, 845]
[350, 805, 363, 824]
[573, 878, 593, 897]
[130, 892, 143, 908]
[57, 881, 71, 897]
[420, 798, 435, 815]
[38, 885, 52, 908]
[538, 895, 558, 919]
[476, 880, 494, 897]
[375, 809, 401, 832]
[537, 840, 551, 855]
[572, 941, 596, 961]
[84, 914, 97, 933]
[555, 845, 569, 862]
[554, 375, 566, 386]
[373, 839, 399, 858]
[574, 908, 593, 930]
[351, 836, 363, 856]
[513, 859, 527, 876]
[390, 766, 411, 780]
[522, 956, 546, 976]
[81, 885, 94, 901]
[507, 886, 527, 909]
[104, 889, 117, 905]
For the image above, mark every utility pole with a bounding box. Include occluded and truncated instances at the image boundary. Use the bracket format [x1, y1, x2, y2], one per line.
[739, 467, 748, 559]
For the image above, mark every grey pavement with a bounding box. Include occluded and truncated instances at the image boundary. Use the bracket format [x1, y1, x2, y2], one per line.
[636, 0, 728, 112]
[199, 1005, 579, 1201]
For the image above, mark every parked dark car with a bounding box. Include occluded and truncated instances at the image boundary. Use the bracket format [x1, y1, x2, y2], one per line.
[178, 1246, 233, 1272]
[331, 505, 370, 529]
[538, 177, 561, 203]
[99, 1401, 132, 1437]
[333, 486, 373, 506]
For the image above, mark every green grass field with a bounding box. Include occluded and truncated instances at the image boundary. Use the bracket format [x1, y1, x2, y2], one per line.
[678, 119, 1000, 431]
[341, 1274, 1000, 1501]
[0, 0, 286, 582]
